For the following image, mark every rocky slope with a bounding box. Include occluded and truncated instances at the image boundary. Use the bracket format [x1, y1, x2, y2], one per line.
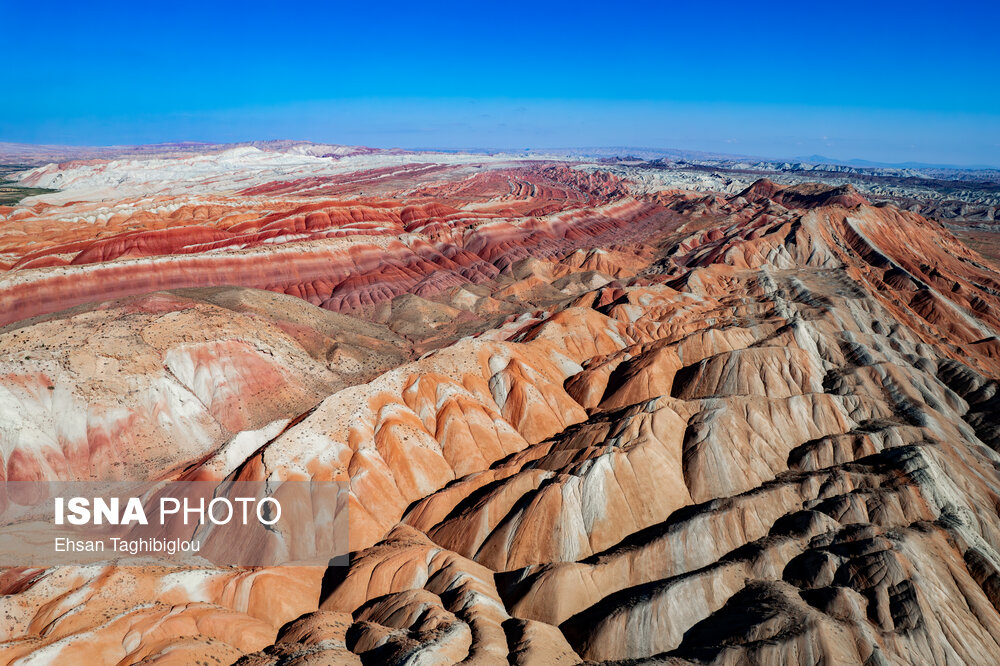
[1, 147, 1000, 664]
[588, 159, 1000, 224]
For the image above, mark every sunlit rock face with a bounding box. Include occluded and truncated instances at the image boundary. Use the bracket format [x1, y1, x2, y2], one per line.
[2, 146, 1000, 664]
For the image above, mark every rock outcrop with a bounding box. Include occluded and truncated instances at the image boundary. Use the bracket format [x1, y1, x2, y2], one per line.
[3, 148, 1000, 664]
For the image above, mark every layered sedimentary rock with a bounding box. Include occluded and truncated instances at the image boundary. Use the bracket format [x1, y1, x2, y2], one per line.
[1, 156, 661, 327]
[2, 147, 1000, 664]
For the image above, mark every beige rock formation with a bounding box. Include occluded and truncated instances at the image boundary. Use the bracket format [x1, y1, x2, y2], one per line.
[2, 156, 1000, 664]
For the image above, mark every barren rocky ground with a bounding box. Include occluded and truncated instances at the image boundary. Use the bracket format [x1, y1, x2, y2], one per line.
[1, 143, 999, 664]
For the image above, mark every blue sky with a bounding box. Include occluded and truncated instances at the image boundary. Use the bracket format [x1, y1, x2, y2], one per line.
[3, 0, 998, 166]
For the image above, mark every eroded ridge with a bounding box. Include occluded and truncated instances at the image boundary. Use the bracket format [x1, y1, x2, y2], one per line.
[2, 150, 1000, 665]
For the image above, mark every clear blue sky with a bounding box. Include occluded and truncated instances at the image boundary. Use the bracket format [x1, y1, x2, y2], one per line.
[3, 0, 998, 166]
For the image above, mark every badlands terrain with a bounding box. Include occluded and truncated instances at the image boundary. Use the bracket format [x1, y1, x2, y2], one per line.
[1, 142, 1000, 664]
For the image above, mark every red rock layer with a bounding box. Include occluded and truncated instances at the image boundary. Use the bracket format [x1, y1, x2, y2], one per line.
[4, 163, 1000, 665]
[0, 166, 667, 326]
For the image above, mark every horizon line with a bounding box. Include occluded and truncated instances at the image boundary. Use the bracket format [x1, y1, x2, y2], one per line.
[2, 138, 998, 172]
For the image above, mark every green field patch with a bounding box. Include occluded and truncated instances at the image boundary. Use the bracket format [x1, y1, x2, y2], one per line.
[0, 164, 57, 205]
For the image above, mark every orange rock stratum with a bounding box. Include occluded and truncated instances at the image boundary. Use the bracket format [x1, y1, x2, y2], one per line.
[2, 147, 1000, 664]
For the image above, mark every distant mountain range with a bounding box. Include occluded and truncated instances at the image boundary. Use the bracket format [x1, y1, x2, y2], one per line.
[792, 154, 1000, 171]
[2, 140, 996, 172]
